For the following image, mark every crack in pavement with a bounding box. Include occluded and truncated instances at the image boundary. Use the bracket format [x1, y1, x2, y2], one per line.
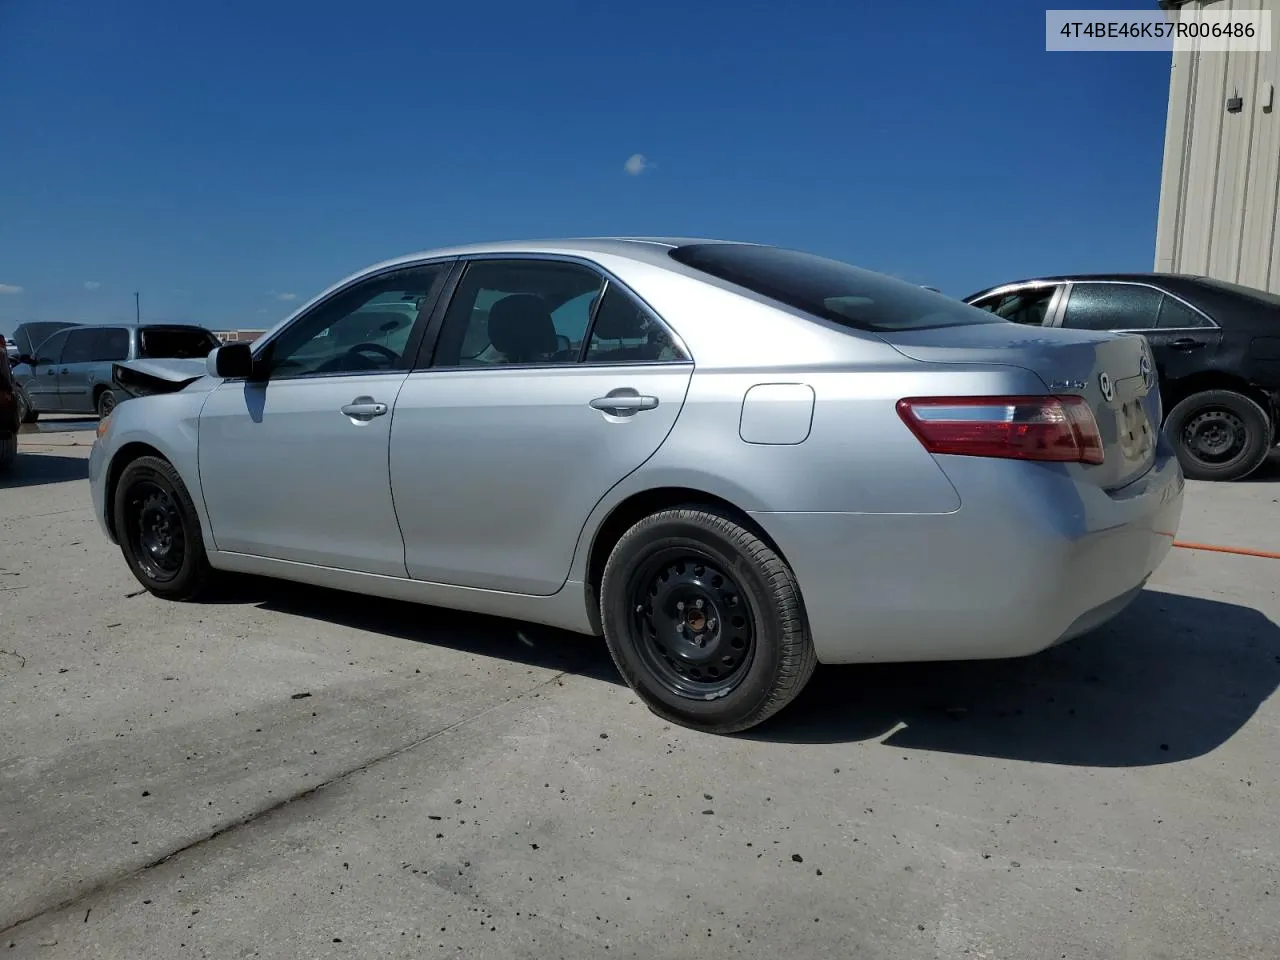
[0, 661, 590, 937]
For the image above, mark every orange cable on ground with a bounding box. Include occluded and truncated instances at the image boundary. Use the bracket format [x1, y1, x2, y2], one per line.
[1173, 540, 1280, 560]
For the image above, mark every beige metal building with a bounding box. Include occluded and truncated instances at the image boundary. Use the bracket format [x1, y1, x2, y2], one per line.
[1154, 0, 1280, 291]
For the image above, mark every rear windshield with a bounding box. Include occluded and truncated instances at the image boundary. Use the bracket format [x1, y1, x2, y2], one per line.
[669, 243, 1004, 333]
[1193, 276, 1280, 310]
[139, 327, 220, 359]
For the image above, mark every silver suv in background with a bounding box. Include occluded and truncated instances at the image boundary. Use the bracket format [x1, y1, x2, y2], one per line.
[13, 323, 221, 421]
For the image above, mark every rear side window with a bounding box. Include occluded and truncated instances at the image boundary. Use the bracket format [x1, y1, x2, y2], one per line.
[668, 243, 1003, 333]
[1061, 283, 1162, 331]
[139, 327, 220, 359]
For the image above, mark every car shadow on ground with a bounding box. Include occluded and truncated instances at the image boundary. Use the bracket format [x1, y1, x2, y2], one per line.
[207, 580, 1278, 768]
[0, 452, 89, 488]
[1243, 450, 1280, 482]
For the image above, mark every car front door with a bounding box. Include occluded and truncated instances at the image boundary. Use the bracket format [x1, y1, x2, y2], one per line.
[196, 262, 452, 575]
[26, 330, 70, 412]
[389, 257, 695, 596]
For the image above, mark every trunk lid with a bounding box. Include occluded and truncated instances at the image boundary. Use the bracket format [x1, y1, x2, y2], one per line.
[881, 323, 1159, 491]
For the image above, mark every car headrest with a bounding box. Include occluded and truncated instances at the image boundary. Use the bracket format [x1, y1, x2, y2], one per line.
[487, 294, 558, 361]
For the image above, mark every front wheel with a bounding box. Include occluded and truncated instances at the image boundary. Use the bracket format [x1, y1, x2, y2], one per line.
[113, 455, 213, 600]
[1165, 390, 1272, 481]
[17, 388, 37, 424]
[599, 507, 817, 734]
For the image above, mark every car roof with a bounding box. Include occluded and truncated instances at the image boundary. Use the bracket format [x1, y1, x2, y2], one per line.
[358, 236, 751, 273]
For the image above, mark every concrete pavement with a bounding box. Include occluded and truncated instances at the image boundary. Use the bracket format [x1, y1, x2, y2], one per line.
[2, 433, 1277, 958]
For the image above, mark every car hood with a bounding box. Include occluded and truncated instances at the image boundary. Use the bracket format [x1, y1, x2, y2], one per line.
[112, 357, 211, 399]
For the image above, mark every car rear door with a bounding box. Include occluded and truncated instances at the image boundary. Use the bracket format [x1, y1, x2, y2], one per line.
[389, 256, 694, 596]
[57, 327, 104, 414]
[1055, 281, 1224, 394]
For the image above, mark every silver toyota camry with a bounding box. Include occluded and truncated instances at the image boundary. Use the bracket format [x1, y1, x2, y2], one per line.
[87, 238, 1185, 733]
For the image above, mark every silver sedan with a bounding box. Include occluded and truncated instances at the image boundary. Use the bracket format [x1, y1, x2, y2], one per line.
[87, 238, 1184, 733]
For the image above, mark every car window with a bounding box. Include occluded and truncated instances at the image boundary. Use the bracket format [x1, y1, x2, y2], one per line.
[99, 327, 131, 361]
[139, 327, 220, 360]
[435, 259, 605, 367]
[976, 287, 1058, 326]
[61, 328, 100, 364]
[34, 330, 70, 366]
[1061, 283, 1162, 331]
[263, 265, 446, 379]
[1156, 295, 1213, 329]
[668, 243, 1004, 333]
[585, 284, 689, 363]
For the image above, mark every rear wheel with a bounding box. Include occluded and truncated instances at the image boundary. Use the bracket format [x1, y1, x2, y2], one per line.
[600, 506, 817, 734]
[113, 455, 213, 600]
[1165, 389, 1271, 481]
[96, 388, 117, 419]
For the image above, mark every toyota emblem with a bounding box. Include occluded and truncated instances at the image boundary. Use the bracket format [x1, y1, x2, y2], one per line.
[1098, 371, 1115, 402]
[1140, 354, 1153, 388]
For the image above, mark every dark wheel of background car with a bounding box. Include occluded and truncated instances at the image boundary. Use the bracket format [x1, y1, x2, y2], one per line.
[113, 455, 213, 600]
[600, 506, 817, 734]
[1164, 389, 1272, 482]
[0, 432, 15, 472]
[96, 388, 116, 419]
[16, 388, 37, 424]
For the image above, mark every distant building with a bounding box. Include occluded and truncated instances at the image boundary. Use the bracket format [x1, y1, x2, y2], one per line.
[1155, 0, 1280, 292]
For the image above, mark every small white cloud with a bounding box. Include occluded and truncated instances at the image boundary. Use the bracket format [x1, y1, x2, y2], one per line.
[0, 284, 23, 295]
[272, 291, 298, 302]
[84, 281, 101, 291]
[623, 153, 650, 176]
[257, 308, 268, 314]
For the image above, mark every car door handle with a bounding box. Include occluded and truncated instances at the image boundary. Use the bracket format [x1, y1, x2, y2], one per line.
[589, 394, 659, 413]
[60, 368, 70, 375]
[340, 398, 388, 420]
[1169, 337, 1206, 351]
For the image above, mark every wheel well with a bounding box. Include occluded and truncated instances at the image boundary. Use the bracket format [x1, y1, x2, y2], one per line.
[103, 442, 168, 539]
[583, 487, 791, 635]
[1163, 373, 1274, 420]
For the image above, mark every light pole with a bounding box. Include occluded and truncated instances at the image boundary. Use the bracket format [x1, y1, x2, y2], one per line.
[134, 291, 140, 322]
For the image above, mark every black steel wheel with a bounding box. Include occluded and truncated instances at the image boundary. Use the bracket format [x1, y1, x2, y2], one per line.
[96, 388, 117, 419]
[113, 455, 213, 600]
[629, 549, 756, 700]
[1165, 390, 1271, 482]
[600, 506, 817, 734]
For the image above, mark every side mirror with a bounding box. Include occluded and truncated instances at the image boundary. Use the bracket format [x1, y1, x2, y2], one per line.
[206, 342, 254, 379]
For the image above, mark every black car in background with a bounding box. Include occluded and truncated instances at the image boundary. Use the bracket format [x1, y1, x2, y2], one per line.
[964, 273, 1280, 482]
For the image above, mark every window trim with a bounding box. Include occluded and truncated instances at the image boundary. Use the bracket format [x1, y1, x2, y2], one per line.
[244, 258, 458, 383]
[416, 252, 692, 373]
[1050, 280, 1220, 333]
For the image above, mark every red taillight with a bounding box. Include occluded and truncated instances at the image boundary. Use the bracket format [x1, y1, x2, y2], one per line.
[896, 395, 1105, 465]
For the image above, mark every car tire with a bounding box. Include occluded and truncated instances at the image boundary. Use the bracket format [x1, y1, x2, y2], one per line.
[599, 506, 817, 734]
[17, 388, 37, 424]
[96, 388, 117, 419]
[1165, 389, 1272, 482]
[0, 432, 15, 472]
[113, 455, 214, 601]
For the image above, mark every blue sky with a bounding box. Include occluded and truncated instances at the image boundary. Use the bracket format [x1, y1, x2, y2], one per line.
[0, 0, 1173, 337]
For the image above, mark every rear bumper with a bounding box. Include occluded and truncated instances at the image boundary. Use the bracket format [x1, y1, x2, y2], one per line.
[752, 445, 1184, 664]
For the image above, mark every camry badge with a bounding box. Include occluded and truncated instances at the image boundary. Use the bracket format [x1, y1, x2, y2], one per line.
[1098, 371, 1115, 402]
